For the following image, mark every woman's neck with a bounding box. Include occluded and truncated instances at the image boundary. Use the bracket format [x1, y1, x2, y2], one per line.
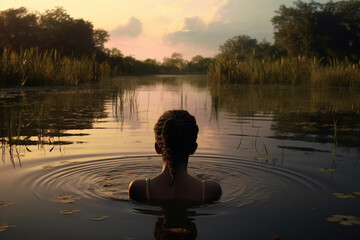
[161, 161, 188, 175]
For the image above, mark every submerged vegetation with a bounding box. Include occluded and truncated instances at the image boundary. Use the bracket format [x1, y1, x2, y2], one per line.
[207, 57, 360, 87]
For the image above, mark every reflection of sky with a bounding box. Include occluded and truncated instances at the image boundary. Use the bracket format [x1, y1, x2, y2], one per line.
[2, 77, 359, 171]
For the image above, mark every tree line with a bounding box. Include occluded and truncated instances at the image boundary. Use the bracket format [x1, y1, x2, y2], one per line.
[1, 0, 359, 78]
[0, 7, 109, 57]
[217, 0, 360, 62]
[0, 7, 211, 75]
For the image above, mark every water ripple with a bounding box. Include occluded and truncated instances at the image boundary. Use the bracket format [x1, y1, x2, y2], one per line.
[20, 154, 328, 212]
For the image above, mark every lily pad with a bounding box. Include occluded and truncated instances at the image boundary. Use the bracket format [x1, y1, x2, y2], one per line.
[317, 168, 336, 172]
[91, 216, 108, 221]
[352, 192, 360, 197]
[50, 195, 81, 204]
[0, 223, 17, 232]
[333, 192, 360, 199]
[0, 201, 15, 208]
[60, 210, 80, 215]
[326, 215, 360, 226]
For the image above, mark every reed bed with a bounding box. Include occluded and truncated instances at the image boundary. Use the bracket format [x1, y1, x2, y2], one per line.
[207, 57, 360, 88]
[0, 48, 111, 86]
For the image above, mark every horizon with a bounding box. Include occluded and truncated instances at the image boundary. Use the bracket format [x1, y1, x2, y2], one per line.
[1, 0, 335, 61]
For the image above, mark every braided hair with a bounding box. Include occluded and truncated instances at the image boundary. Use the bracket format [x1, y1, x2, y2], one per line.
[154, 110, 199, 185]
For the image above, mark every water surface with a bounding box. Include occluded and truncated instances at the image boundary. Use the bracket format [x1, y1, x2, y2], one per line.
[1, 75, 359, 239]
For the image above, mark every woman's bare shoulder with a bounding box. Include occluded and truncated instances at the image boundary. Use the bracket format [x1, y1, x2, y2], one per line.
[128, 179, 146, 200]
[204, 180, 222, 202]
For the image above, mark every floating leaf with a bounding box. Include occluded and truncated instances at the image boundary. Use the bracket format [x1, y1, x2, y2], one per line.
[317, 168, 336, 172]
[0, 201, 15, 208]
[0, 223, 17, 232]
[333, 192, 360, 199]
[351, 219, 360, 225]
[327, 215, 360, 226]
[91, 216, 108, 221]
[352, 192, 360, 197]
[340, 221, 353, 226]
[60, 210, 80, 215]
[51, 195, 81, 204]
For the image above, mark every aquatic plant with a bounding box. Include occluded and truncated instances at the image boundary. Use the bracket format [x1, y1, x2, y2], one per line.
[0, 223, 17, 233]
[326, 215, 360, 226]
[333, 192, 360, 199]
[0, 48, 111, 87]
[50, 195, 81, 204]
[207, 56, 360, 88]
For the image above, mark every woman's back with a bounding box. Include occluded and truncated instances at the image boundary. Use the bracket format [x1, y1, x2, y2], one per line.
[128, 110, 222, 204]
[129, 171, 221, 203]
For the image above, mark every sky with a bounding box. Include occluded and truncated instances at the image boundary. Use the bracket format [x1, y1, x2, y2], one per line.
[1, 0, 332, 61]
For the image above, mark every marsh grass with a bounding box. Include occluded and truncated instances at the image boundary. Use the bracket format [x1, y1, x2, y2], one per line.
[0, 48, 111, 86]
[207, 57, 360, 87]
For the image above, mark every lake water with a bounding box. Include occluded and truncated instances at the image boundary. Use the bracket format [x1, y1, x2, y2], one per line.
[0, 75, 359, 239]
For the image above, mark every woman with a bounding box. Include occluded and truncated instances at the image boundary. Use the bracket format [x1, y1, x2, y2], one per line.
[128, 110, 222, 204]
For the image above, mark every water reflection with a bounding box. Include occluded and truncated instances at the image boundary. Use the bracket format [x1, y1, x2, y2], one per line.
[1, 76, 360, 168]
[134, 203, 213, 240]
[0, 89, 109, 166]
[209, 84, 360, 149]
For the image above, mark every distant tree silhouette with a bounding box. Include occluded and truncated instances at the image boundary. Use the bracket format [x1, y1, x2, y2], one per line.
[272, 0, 360, 60]
[0, 7, 110, 57]
[0, 7, 39, 51]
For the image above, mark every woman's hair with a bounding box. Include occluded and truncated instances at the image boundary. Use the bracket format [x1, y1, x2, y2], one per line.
[154, 110, 199, 185]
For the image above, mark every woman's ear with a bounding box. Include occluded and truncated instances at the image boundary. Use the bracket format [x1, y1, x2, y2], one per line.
[155, 142, 162, 154]
[190, 143, 198, 155]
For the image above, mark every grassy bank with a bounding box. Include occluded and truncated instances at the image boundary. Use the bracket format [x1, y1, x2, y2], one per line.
[0, 48, 111, 87]
[207, 57, 360, 88]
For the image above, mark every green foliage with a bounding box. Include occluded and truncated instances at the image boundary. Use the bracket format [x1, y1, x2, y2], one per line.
[0, 7, 109, 58]
[218, 35, 258, 60]
[0, 48, 110, 86]
[187, 55, 214, 73]
[272, 0, 360, 60]
[207, 56, 360, 88]
[163, 52, 187, 73]
[217, 35, 284, 61]
[0, 7, 39, 50]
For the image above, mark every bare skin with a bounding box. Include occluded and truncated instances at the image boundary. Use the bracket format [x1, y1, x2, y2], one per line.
[129, 143, 222, 203]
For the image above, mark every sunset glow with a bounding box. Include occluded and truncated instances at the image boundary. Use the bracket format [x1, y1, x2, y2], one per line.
[1, 0, 333, 60]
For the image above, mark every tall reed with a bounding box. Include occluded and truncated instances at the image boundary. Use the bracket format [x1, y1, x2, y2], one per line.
[0, 48, 111, 86]
[207, 56, 360, 88]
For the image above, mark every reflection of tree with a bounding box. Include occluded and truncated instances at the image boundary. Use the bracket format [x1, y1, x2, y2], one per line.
[209, 85, 360, 148]
[0, 87, 124, 165]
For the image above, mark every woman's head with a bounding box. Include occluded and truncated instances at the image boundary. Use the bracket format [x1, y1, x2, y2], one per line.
[154, 110, 199, 184]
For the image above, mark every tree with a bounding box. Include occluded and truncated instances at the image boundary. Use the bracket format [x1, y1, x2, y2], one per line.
[254, 39, 284, 59]
[187, 55, 213, 73]
[0, 7, 39, 51]
[38, 7, 95, 56]
[272, 0, 360, 59]
[93, 29, 110, 51]
[218, 35, 258, 60]
[163, 52, 186, 73]
[0, 7, 110, 57]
